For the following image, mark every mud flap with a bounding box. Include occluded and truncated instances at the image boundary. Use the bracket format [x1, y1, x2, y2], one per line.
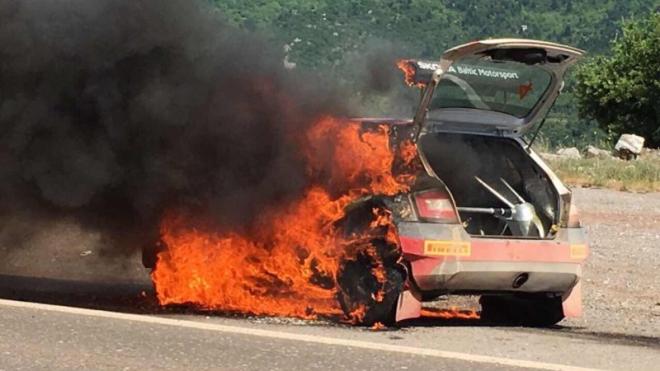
[395, 289, 422, 322]
[561, 281, 582, 318]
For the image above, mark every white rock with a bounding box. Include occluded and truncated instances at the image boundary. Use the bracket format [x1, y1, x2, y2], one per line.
[615, 134, 645, 156]
[556, 147, 582, 159]
[585, 145, 612, 159]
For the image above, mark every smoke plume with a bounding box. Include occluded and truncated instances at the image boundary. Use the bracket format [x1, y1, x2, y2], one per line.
[0, 0, 347, 256]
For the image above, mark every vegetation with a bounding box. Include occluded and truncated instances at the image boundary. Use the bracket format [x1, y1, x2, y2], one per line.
[545, 156, 660, 192]
[213, 1, 658, 62]
[575, 12, 660, 147]
[210, 1, 659, 149]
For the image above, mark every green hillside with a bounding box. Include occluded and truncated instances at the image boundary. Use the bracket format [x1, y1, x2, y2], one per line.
[211, 1, 659, 148]
[212, 1, 656, 64]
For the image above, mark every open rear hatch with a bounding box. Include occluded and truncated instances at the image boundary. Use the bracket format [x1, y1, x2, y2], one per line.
[403, 39, 584, 136]
[407, 40, 583, 239]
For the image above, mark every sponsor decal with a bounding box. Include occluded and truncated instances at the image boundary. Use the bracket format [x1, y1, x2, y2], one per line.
[448, 64, 520, 80]
[518, 81, 534, 99]
[423, 240, 471, 257]
[416, 61, 441, 71]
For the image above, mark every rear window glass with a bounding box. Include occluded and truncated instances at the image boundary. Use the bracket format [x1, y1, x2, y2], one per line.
[428, 58, 552, 118]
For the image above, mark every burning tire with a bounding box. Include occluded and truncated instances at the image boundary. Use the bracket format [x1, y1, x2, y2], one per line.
[335, 200, 404, 326]
[479, 294, 564, 327]
[336, 251, 404, 326]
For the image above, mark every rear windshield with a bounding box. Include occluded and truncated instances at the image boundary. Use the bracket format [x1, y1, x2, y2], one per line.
[428, 58, 552, 118]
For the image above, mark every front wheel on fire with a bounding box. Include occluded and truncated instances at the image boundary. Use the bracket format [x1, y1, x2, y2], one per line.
[335, 201, 405, 326]
[337, 253, 404, 326]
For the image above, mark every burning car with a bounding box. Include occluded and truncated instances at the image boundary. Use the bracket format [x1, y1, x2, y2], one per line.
[335, 39, 589, 326]
[144, 39, 589, 328]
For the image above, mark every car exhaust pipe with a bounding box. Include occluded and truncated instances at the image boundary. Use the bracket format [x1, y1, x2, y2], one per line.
[512, 273, 529, 289]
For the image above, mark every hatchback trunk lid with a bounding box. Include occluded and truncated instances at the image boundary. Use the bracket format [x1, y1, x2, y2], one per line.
[417, 39, 584, 136]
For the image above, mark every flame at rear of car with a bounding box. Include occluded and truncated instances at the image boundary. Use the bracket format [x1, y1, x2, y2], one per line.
[152, 117, 417, 322]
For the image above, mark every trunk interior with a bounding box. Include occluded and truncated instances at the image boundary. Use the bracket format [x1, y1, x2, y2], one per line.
[419, 132, 558, 238]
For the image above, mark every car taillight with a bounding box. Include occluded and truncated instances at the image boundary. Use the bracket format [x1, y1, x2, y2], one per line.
[414, 189, 458, 223]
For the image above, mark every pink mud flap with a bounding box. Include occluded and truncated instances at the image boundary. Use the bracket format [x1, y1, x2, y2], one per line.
[395, 289, 422, 322]
[562, 281, 583, 317]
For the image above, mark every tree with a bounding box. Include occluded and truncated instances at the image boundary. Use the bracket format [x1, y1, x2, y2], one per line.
[574, 12, 660, 147]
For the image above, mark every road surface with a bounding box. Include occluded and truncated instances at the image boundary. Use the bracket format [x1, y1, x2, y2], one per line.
[0, 276, 658, 371]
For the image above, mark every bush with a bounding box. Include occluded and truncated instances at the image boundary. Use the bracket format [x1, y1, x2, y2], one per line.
[575, 12, 660, 147]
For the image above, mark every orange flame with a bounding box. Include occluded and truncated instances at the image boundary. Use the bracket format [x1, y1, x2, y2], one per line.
[396, 59, 427, 88]
[152, 117, 417, 321]
[396, 59, 417, 87]
[370, 322, 387, 331]
[420, 307, 481, 320]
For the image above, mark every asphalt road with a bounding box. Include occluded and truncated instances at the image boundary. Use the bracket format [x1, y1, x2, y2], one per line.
[0, 276, 658, 371]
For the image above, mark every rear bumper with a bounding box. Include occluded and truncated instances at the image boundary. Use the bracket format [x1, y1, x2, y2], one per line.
[396, 222, 589, 295]
[411, 261, 580, 293]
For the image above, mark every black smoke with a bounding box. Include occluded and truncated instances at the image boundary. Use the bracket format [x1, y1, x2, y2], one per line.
[341, 40, 418, 117]
[0, 0, 346, 256]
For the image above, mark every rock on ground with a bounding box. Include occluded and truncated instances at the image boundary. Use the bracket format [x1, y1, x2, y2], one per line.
[615, 134, 646, 160]
[556, 147, 582, 159]
[585, 145, 613, 159]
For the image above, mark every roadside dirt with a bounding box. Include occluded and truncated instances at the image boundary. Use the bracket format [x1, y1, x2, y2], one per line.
[0, 218, 146, 283]
[562, 187, 660, 338]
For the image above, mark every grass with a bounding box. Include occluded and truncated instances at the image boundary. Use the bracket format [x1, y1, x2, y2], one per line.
[544, 156, 660, 193]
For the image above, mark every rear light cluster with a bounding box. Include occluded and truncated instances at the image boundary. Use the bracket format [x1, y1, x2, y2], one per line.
[413, 189, 459, 223]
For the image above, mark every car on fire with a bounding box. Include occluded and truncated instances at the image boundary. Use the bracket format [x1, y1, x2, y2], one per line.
[335, 39, 589, 326]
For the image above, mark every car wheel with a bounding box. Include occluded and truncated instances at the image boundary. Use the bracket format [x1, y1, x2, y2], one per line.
[336, 249, 404, 326]
[479, 294, 564, 327]
[335, 200, 405, 326]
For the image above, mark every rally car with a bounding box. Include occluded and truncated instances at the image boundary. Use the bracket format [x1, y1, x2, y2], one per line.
[336, 39, 589, 326]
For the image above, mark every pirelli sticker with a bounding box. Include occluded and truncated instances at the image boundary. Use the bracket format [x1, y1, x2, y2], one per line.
[570, 244, 588, 259]
[424, 240, 471, 257]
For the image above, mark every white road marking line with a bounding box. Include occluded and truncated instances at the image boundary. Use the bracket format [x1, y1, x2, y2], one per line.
[0, 298, 600, 371]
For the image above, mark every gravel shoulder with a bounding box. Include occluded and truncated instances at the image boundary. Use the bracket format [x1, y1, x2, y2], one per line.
[563, 187, 660, 337]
